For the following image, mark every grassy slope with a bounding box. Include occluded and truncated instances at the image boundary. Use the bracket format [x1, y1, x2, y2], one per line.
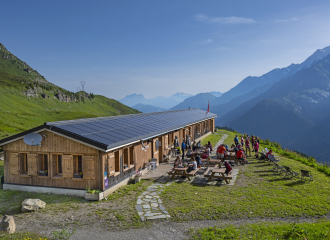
[0, 77, 139, 139]
[162, 130, 330, 221]
[189, 221, 330, 240]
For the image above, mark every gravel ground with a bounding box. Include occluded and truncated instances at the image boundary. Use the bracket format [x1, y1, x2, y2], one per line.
[34, 215, 330, 240]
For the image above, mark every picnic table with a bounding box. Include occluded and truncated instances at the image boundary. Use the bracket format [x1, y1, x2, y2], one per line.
[204, 165, 233, 183]
[167, 167, 199, 181]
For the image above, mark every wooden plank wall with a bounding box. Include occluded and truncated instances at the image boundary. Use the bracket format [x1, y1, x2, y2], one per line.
[4, 131, 100, 190]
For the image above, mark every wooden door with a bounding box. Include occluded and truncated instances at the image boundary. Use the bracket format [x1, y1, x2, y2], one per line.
[27, 153, 38, 176]
[83, 155, 95, 179]
[62, 155, 73, 178]
[108, 153, 115, 175]
[10, 153, 19, 175]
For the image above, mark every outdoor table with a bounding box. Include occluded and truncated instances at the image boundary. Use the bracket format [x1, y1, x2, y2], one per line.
[205, 166, 231, 184]
[170, 167, 189, 179]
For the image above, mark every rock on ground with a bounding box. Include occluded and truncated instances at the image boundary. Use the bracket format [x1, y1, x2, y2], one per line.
[22, 199, 46, 212]
[0, 215, 15, 233]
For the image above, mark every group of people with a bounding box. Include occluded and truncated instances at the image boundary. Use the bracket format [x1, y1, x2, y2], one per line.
[173, 156, 199, 173]
[234, 134, 260, 158]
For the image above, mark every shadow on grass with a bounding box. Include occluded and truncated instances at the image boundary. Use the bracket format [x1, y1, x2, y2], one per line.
[254, 164, 271, 168]
[254, 170, 274, 173]
[284, 180, 306, 187]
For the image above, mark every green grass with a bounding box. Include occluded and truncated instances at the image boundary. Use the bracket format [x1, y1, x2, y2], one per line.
[0, 179, 153, 230]
[0, 79, 139, 140]
[189, 221, 330, 240]
[161, 130, 330, 221]
[201, 132, 224, 147]
[0, 231, 48, 240]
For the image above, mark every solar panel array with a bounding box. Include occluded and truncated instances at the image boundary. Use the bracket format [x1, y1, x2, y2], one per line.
[46, 109, 217, 150]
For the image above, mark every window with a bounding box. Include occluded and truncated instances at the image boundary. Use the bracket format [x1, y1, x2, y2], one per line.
[129, 146, 134, 166]
[19, 153, 28, 175]
[123, 148, 129, 169]
[38, 154, 48, 176]
[53, 154, 62, 177]
[73, 155, 83, 178]
[114, 151, 120, 174]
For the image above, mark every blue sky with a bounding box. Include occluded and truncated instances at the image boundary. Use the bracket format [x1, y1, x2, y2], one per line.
[2, 0, 330, 99]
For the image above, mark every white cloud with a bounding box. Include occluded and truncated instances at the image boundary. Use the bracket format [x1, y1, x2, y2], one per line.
[195, 14, 255, 24]
[200, 39, 213, 45]
[275, 17, 299, 23]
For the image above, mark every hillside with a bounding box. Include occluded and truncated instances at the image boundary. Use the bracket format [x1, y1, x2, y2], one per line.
[0, 43, 139, 140]
[170, 93, 216, 110]
[132, 103, 166, 113]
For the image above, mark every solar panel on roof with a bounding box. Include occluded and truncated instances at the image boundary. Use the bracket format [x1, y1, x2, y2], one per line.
[57, 125, 89, 135]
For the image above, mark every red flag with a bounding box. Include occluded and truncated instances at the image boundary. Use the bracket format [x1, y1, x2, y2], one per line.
[206, 100, 210, 116]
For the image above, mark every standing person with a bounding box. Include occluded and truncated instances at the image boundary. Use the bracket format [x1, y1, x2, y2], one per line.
[234, 135, 239, 147]
[255, 136, 260, 143]
[181, 139, 186, 159]
[240, 135, 244, 147]
[251, 135, 254, 151]
[217, 144, 226, 161]
[245, 136, 251, 157]
[254, 140, 259, 158]
[195, 154, 201, 168]
[174, 136, 179, 148]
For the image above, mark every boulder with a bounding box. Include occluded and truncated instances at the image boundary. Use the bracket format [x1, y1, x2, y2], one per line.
[22, 199, 46, 212]
[0, 215, 15, 233]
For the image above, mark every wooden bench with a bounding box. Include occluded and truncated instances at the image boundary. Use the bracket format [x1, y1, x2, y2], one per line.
[167, 167, 199, 181]
[186, 169, 199, 177]
[204, 166, 234, 184]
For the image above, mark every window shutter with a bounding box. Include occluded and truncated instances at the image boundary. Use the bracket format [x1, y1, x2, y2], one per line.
[27, 153, 38, 176]
[62, 155, 73, 178]
[83, 156, 95, 179]
[108, 153, 114, 175]
[10, 153, 19, 175]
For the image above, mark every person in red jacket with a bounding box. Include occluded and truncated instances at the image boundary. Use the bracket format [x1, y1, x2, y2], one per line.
[237, 146, 247, 164]
[266, 149, 272, 158]
[224, 161, 232, 175]
[254, 140, 259, 158]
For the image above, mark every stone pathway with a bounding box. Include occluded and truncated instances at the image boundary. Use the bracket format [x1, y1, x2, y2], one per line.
[136, 182, 172, 221]
[136, 133, 240, 221]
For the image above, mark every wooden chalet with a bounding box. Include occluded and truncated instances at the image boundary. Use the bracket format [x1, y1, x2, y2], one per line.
[0, 109, 217, 196]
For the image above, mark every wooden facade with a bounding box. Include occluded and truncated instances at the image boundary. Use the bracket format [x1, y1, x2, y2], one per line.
[2, 118, 215, 192]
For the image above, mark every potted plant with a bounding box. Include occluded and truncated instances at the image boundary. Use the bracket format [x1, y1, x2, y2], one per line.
[133, 171, 142, 183]
[183, 162, 187, 167]
[84, 186, 104, 201]
[74, 172, 83, 178]
[218, 162, 222, 168]
[39, 170, 48, 176]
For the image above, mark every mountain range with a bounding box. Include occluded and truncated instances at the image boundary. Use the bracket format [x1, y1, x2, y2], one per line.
[213, 45, 330, 164]
[119, 91, 222, 112]
[0, 43, 138, 140]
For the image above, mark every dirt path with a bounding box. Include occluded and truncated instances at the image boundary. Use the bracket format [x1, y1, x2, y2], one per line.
[34, 215, 329, 240]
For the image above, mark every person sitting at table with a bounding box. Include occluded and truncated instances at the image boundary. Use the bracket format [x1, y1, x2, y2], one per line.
[236, 146, 247, 164]
[192, 141, 197, 151]
[187, 157, 197, 172]
[197, 140, 202, 148]
[186, 146, 193, 157]
[173, 156, 183, 169]
[195, 154, 201, 167]
[224, 161, 232, 175]
[217, 144, 226, 161]
[202, 144, 211, 159]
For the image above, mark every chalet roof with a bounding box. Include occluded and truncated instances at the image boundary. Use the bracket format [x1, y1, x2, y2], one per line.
[0, 109, 217, 151]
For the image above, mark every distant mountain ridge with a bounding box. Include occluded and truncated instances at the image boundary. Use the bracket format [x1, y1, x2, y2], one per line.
[119, 92, 193, 109]
[132, 103, 166, 113]
[170, 93, 216, 111]
[217, 50, 330, 164]
[211, 45, 330, 107]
